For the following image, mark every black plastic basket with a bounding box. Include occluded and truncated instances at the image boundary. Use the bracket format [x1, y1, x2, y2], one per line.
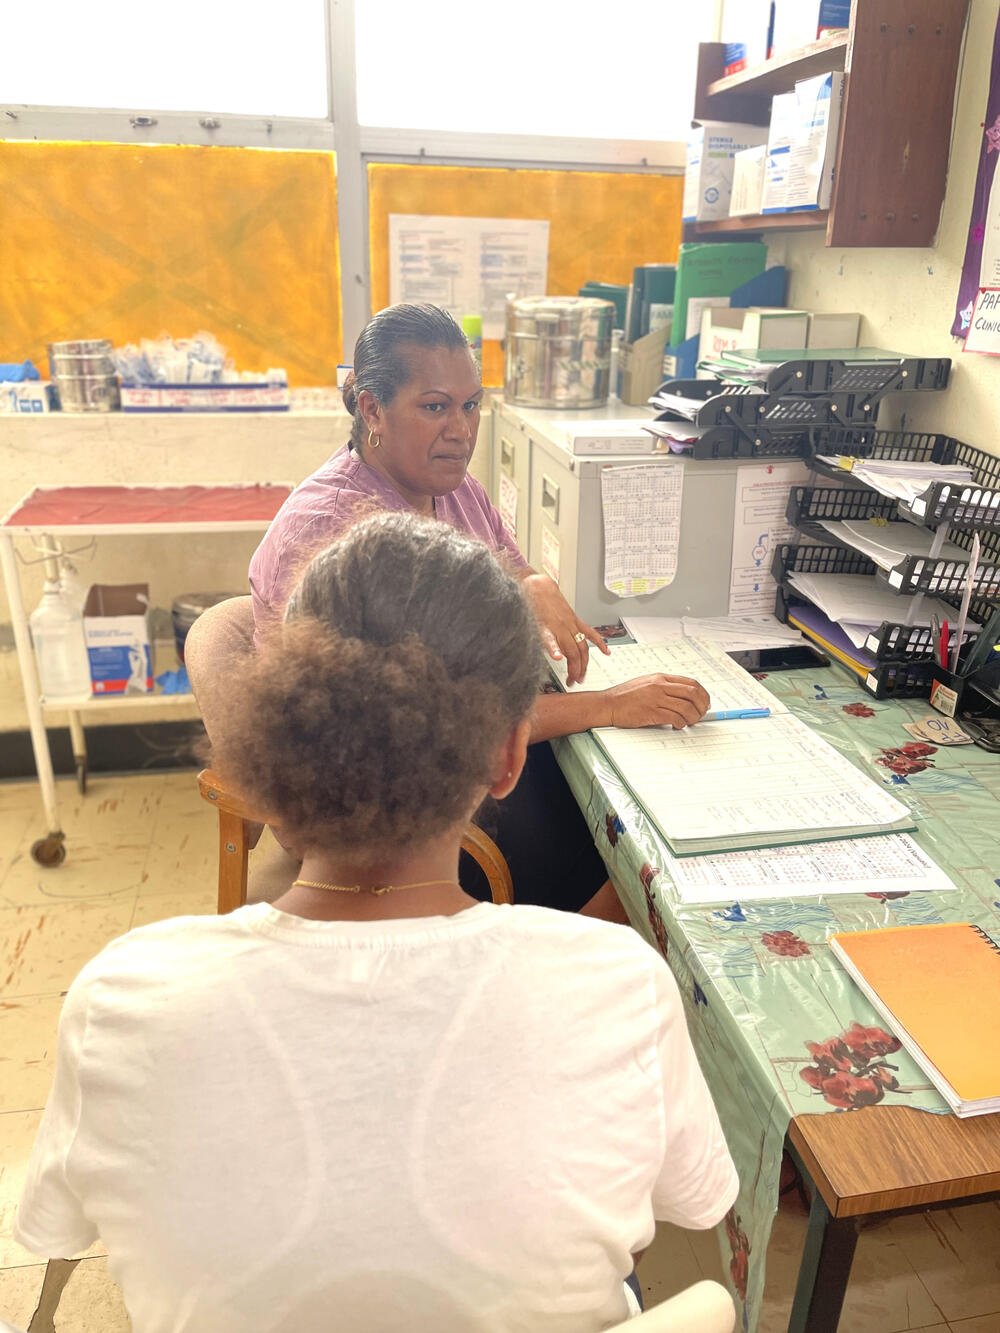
[746, 355, 950, 399]
[808, 427, 957, 468]
[771, 543, 877, 583]
[682, 427, 811, 461]
[786, 485, 903, 531]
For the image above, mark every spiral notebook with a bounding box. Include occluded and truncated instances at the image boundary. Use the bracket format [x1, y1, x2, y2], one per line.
[830, 923, 1000, 1117]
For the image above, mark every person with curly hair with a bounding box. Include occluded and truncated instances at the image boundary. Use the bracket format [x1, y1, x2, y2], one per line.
[249, 303, 709, 919]
[17, 513, 738, 1333]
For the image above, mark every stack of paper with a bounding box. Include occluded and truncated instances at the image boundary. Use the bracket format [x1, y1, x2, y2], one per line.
[622, 614, 804, 652]
[550, 639, 914, 856]
[815, 456, 975, 506]
[818, 519, 969, 572]
[640, 421, 709, 453]
[786, 571, 971, 647]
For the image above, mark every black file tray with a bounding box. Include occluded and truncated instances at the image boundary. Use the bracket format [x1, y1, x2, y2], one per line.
[771, 543, 876, 583]
[733, 354, 951, 398]
[809, 428, 958, 472]
[773, 581, 937, 699]
[807, 431, 1000, 531]
[786, 485, 904, 534]
[653, 380, 875, 430]
[680, 427, 811, 461]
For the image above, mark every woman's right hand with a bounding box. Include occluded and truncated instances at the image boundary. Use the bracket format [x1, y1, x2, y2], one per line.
[605, 674, 710, 730]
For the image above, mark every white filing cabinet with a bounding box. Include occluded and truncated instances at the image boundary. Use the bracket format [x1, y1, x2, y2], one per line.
[492, 398, 784, 626]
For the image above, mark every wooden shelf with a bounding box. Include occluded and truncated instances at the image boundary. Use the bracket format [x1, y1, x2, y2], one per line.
[689, 211, 829, 237]
[690, 3, 970, 248]
[708, 33, 849, 102]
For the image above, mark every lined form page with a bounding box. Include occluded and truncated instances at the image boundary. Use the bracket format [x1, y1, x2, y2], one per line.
[552, 639, 788, 719]
[665, 833, 954, 903]
[592, 712, 912, 855]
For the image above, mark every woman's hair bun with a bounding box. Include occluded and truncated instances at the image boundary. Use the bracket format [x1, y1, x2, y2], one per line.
[341, 369, 358, 415]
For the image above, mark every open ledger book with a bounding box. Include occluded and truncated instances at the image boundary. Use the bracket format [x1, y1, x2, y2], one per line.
[550, 639, 913, 856]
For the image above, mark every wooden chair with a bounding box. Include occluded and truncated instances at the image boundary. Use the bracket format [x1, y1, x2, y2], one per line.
[197, 768, 513, 911]
[187, 598, 514, 910]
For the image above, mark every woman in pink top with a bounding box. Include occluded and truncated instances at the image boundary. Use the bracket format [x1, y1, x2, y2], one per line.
[250, 304, 709, 917]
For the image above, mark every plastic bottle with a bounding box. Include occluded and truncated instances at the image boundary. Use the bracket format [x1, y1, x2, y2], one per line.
[461, 315, 483, 375]
[29, 579, 92, 699]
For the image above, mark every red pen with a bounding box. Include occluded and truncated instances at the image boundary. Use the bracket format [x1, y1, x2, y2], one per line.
[939, 619, 950, 670]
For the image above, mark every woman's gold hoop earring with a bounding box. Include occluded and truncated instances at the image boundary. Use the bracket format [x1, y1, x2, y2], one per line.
[368, 428, 381, 450]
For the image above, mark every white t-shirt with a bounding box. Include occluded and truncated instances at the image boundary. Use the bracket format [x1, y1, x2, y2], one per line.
[16, 902, 738, 1333]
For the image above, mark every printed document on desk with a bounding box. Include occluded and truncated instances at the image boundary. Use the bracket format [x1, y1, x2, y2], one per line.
[601, 465, 683, 597]
[665, 833, 956, 904]
[551, 638, 787, 718]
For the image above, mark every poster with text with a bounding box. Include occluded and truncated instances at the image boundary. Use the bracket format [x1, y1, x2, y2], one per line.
[952, 13, 1000, 339]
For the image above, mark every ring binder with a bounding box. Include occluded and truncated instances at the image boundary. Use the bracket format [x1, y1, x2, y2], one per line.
[971, 924, 1000, 954]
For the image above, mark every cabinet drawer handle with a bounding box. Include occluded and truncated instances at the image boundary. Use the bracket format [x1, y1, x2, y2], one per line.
[500, 438, 515, 477]
[541, 475, 560, 522]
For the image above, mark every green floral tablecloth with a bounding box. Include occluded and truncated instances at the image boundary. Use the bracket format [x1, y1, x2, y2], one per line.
[551, 666, 1000, 1332]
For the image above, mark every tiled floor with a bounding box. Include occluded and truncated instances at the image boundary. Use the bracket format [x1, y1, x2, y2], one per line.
[1, 770, 999, 1332]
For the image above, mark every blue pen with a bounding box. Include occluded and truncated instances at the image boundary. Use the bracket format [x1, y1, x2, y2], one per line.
[706, 708, 771, 721]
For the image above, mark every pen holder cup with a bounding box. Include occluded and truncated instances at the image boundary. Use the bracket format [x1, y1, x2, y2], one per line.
[929, 667, 966, 718]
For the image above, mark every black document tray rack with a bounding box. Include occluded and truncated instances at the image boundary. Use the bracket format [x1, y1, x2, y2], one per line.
[726, 354, 951, 398]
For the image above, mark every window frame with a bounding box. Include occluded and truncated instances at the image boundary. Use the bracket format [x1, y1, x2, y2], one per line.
[1, 0, 720, 358]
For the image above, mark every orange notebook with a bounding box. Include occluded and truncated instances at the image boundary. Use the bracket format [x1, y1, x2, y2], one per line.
[830, 922, 1000, 1117]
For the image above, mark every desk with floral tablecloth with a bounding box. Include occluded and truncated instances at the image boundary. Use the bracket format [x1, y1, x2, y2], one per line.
[551, 665, 1000, 1333]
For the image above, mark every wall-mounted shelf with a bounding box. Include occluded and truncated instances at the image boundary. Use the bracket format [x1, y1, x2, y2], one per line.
[690, 0, 969, 249]
[687, 211, 828, 237]
[707, 33, 850, 106]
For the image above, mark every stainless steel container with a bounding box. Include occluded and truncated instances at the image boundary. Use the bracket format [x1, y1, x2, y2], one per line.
[504, 296, 614, 408]
[48, 339, 120, 412]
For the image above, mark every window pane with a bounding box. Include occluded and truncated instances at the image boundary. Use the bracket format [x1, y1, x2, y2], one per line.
[357, 1, 713, 141]
[1, 0, 328, 118]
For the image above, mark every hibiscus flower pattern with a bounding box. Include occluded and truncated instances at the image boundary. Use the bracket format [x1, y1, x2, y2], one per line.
[799, 1022, 905, 1109]
[843, 701, 875, 718]
[875, 742, 937, 777]
[605, 811, 625, 847]
[640, 864, 669, 959]
[724, 1209, 751, 1302]
[761, 929, 810, 958]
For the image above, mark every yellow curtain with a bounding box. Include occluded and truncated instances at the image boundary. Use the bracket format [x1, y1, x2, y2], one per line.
[368, 162, 683, 383]
[0, 142, 341, 384]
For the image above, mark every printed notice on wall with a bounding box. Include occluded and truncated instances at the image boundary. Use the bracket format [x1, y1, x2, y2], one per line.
[729, 461, 810, 614]
[953, 12, 1000, 338]
[388, 215, 549, 338]
[964, 287, 1000, 355]
[601, 464, 684, 597]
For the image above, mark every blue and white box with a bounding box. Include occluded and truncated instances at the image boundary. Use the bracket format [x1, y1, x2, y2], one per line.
[683, 122, 771, 223]
[83, 584, 153, 695]
[762, 72, 845, 213]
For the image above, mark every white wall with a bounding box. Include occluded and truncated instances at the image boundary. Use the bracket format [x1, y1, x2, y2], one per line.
[771, 0, 1000, 449]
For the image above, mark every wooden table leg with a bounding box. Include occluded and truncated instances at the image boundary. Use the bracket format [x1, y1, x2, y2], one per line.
[786, 1192, 859, 1333]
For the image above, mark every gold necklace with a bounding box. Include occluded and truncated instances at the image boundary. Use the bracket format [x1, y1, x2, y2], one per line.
[292, 877, 461, 897]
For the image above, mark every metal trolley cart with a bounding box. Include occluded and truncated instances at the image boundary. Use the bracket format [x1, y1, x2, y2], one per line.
[0, 482, 291, 866]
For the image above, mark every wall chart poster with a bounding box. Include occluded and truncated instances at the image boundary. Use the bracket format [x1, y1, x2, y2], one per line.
[953, 11, 1000, 339]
